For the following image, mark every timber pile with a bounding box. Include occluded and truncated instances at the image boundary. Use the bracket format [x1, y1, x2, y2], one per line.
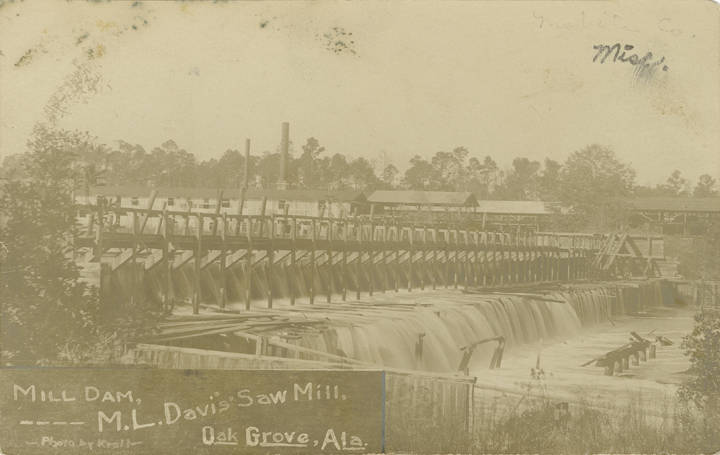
[146, 313, 330, 343]
[582, 331, 672, 376]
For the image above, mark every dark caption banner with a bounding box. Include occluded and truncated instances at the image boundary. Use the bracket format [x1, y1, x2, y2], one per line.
[0, 368, 385, 454]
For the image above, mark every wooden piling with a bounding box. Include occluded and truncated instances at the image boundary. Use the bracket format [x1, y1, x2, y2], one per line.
[310, 218, 316, 305]
[394, 224, 400, 292]
[356, 219, 362, 300]
[420, 227, 427, 291]
[245, 216, 253, 311]
[162, 208, 174, 311]
[267, 215, 274, 308]
[408, 227, 414, 292]
[326, 219, 333, 303]
[193, 215, 203, 315]
[289, 217, 296, 305]
[342, 217, 348, 301]
[219, 212, 227, 308]
[382, 224, 389, 293]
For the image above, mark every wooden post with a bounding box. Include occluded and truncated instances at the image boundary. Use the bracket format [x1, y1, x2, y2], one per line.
[408, 227, 414, 292]
[444, 229, 450, 288]
[267, 215, 274, 308]
[382, 224, 389, 293]
[162, 208, 174, 311]
[138, 189, 158, 234]
[394, 224, 400, 292]
[420, 226, 427, 291]
[431, 228, 438, 290]
[481, 232, 488, 287]
[495, 233, 503, 285]
[193, 215, 203, 315]
[454, 229, 459, 289]
[504, 233, 511, 284]
[326, 219, 333, 303]
[474, 231, 481, 287]
[184, 198, 193, 236]
[130, 211, 139, 306]
[93, 199, 104, 261]
[368, 209, 375, 297]
[514, 233, 520, 283]
[543, 235, 550, 282]
[555, 235, 561, 281]
[356, 219, 362, 300]
[524, 232, 531, 282]
[212, 189, 224, 236]
[289, 217, 296, 305]
[245, 216, 253, 311]
[604, 362, 614, 376]
[219, 212, 227, 308]
[235, 187, 246, 236]
[258, 196, 267, 237]
[464, 230, 470, 291]
[310, 218, 316, 305]
[569, 236, 575, 281]
[342, 217, 348, 301]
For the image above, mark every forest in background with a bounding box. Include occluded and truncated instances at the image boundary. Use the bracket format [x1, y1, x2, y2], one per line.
[1, 129, 717, 202]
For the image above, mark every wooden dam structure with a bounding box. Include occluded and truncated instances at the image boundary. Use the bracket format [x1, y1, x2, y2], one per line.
[74, 197, 663, 315]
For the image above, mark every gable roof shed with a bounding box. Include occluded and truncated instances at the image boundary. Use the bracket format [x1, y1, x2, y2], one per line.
[367, 190, 478, 207]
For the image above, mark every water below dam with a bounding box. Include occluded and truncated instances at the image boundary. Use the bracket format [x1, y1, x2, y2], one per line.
[134, 278, 693, 451]
[162, 280, 689, 403]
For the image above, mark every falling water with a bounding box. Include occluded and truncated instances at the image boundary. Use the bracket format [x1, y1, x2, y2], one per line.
[293, 286, 639, 373]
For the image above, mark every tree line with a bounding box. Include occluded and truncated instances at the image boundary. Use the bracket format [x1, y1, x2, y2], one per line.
[1, 130, 717, 202]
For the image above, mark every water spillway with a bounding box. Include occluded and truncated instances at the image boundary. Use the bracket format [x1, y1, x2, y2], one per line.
[148, 280, 669, 374]
[291, 286, 621, 372]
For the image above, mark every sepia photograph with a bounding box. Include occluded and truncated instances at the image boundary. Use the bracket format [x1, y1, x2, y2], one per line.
[0, 0, 719, 453]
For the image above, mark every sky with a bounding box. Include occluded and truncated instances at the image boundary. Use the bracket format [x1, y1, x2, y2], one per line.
[0, 0, 718, 186]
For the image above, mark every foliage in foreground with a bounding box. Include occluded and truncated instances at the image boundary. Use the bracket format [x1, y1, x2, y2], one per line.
[472, 394, 720, 455]
[0, 126, 161, 365]
[679, 308, 720, 420]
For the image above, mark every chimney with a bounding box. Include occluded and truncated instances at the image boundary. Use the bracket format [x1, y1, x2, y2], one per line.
[278, 122, 289, 190]
[243, 138, 250, 189]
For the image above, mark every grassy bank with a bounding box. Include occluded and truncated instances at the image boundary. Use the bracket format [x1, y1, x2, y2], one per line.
[471, 389, 720, 454]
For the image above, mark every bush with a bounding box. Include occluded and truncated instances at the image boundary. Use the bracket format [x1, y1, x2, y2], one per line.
[0, 126, 160, 365]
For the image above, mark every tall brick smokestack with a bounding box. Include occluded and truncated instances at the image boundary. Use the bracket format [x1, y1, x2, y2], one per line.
[278, 122, 289, 189]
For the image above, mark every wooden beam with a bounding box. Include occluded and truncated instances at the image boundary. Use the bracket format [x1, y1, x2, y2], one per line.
[245, 216, 253, 311]
[342, 216, 348, 301]
[326, 219, 333, 303]
[356, 220, 362, 299]
[163, 207, 174, 311]
[309, 218, 316, 305]
[211, 189, 224, 236]
[138, 189, 159, 235]
[289, 216, 296, 306]
[219, 212, 227, 308]
[267, 215, 274, 309]
[235, 187, 245, 236]
[193, 215, 203, 314]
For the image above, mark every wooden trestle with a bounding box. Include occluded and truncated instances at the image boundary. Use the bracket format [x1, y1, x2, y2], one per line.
[75, 204, 605, 314]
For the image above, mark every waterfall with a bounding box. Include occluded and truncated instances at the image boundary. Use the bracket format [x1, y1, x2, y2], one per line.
[295, 287, 626, 373]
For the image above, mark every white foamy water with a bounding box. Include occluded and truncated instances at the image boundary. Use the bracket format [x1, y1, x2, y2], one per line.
[472, 305, 694, 409]
[272, 285, 625, 372]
